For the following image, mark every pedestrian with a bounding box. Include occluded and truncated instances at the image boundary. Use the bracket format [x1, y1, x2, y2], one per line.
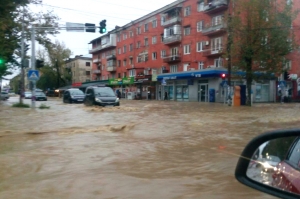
[116, 89, 121, 98]
[159, 90, 161, 100]
[164, 91, 168, 100]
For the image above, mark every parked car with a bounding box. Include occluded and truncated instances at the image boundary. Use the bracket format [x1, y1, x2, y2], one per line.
[0, 91, 9, 100]
[35, 92, 47, 101]
[24, 91, 32, 99]
[63, 88, 85, 103]
[83, 85, 120, 107]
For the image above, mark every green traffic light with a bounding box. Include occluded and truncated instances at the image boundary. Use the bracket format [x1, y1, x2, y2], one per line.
[0, 59, 3, 64]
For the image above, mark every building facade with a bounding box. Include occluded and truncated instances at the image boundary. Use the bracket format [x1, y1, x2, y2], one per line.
[64, 55, 92, 84]
[88, 0, 300, 102]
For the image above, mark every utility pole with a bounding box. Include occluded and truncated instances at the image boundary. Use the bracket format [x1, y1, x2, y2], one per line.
[31, 26, 36, 108]
[20, 8, 25, 104]
[226, 13, 233, 106]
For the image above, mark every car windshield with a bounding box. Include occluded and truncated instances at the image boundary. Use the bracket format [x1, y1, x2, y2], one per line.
[70, 90, 84, 95]
[94, 87, 115, 97]
[36, 92, 45, 96]
[25, 92, 31, 94]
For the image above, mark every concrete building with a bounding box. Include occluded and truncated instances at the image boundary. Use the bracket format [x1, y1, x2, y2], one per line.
[88, 0, 300, 102]
[64, 55, 92, 84]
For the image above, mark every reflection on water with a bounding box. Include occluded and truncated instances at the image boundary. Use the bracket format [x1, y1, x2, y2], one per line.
[1, 97, 300, 198]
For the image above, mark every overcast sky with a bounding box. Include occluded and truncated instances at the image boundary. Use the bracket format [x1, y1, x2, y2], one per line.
[2, 0, 175, 87]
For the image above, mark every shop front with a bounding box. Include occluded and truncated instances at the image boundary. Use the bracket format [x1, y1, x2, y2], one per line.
[134, 75, 156, 100]
[108, 77, 134, 98]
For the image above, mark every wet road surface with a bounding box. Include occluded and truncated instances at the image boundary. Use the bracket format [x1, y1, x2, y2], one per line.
[1, 96, 300, 198]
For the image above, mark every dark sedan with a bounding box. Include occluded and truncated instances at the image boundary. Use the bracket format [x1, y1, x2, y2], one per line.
[35, 92, 47, 101]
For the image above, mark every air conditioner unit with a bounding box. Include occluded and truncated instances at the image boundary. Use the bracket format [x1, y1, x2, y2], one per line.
[205, 41, 209, 45]
[207, 65, 215, 68]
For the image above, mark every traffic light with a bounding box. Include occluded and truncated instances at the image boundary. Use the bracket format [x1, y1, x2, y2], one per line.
[0, 58, 4, 65]
[99, 20, 106, 34]
[36, 59, 44, 68]
[221, 73, 226, 80]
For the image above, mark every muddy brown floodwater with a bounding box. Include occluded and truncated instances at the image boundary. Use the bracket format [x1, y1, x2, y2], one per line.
[1, 97, 300, 199]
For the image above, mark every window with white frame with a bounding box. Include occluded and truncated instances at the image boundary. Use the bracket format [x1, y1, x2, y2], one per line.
[184, 6, 191, 16]
[214, 58, 223, 68]
[129, 57, 133, 65]
[129, 43, 133, 51]
[284, 60, 292, 70]
[152, 19, 157, 28]
[183, 44, 191, 54]
[144, 38, 149, 46]
[212, 15, 223, 26]
[152, 52, 157, 60]
[117, 34, 121, 42]
[129, 69, 136, 77]
[211, 37, 223, 51]
[197, 1, 204, 12]
[129, 31, 133, 38]
[118, 60, 121, 67]
[123, 45, 127, 53]
[137, 41, 141, 48]
[198, 61, 204, 70]
[137, 53, 148, 63]
[123, 60, 127, 67]
[161, 16, 166, 25]
[123, 33, 127, 40]
[152, 36, 157, 44]
[170, 65, 178, 73]
[161, 50, 166, 58]
[197, 21, 204, 32]
[184, 26, 191, 36]
[144, 23, 149, 32]
[144, 69, 149, 75]
[196, 41, 205, 52]
[118, 48, 121, 54]
[136, 27, 141, 34]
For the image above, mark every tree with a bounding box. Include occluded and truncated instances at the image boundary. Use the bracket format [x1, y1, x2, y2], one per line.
[228, 0, 299, 105]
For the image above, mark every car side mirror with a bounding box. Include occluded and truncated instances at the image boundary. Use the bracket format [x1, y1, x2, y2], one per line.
[235, 129, 300, 199]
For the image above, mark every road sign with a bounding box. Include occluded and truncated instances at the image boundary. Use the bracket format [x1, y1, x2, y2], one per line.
[28, 70, 39, 81]
[221, 80, 228, 87]
[66, 22, 85, 32]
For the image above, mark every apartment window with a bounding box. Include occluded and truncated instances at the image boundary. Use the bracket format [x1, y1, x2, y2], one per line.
[118, 73, 121, 78]
[183, 44, 191, 54]
[161, 34, 164, 42]
[118, 60, 121, 67]
[129, 57, 133, 65]
[137, 41, 141, 48]
[212, 37, 223, 51]
[102, 53, 105, 58]
[197, 1, 204, 12]
[197, 21, 204, 32]
[170, 65, 178, 73]
[86, 71, 90, 76]
[144, 69, 149, 75]
[144, 23, 149, 32]
[129, 69, 136, 77]
[144, 38, 149, 46]
[136, 27, 141, 34]
[184, 6, 191, 16]
[86, 62, 90, 66]
[152, 20, 157, 28]
[196, 41, 205, 52]
[184, 26, 191, 36]
[129, 43, 133, 51]
[123, 33, 127, 40]
[198, 61, 204, 70]
[152, 52, 157, 60]
[161, 50, 166, 58]
[123, 45, 127, 53]
[285, 60, 292, 70]
[118, 48, 121, 54]
[129, 31, 133, 38]
[137, 53, 148, 63]
[212, 15, 223, 26]
[152, 36, 157, 44]
[117, 34, 121, 42]
[214, 58, 223, 68]
[161, 16, 166, 25]
[123, 60, 127, 67]
[123, 72, 127, 78]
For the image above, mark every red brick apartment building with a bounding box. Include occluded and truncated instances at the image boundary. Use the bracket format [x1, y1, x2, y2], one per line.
[88, 0, 300, 102]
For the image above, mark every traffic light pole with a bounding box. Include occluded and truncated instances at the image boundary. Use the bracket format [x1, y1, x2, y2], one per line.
[31, 26, 36, 109]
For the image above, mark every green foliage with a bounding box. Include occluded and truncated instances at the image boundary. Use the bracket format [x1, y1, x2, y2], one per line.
[38, 103, 50, 109]
[36, 66, 57, 90]
[12, 102, 30, 108]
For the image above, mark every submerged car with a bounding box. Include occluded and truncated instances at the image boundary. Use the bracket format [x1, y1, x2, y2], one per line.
[35, 92, 47, 101]
[0, 91, 9, 100]
[83, 85, 120, 107]
[24, 91, 32, 99]
[63, 88, 85, 103]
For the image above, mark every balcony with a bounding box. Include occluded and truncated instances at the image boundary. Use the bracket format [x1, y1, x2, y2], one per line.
[163, 35, 182, 45]
[162, 54, 181, 63]
[107, 66, 117, 72]
[204, 0, 228, 15]
[162, 16, 181, 27]
[89, 41, 116, 54]
[93, 70, 101, 74]
[203, 46, 224, 57]
[106, 54, 116, 60]
[202, 23, 227, 36]
[93, 58, 101, 63]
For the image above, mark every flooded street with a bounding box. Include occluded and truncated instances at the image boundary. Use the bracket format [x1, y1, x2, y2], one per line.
[1, 97, 300, 199]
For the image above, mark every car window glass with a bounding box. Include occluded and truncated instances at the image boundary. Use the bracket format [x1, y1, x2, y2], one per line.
[94, 87, 115, 97]
[287, 138, 300, 168]
[71, 90, 84, 95]
[86, 88, 92, 95]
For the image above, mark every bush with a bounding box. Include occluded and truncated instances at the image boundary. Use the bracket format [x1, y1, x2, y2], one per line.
[12, 103, 30, 108]
[39, 103, 50, 109]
